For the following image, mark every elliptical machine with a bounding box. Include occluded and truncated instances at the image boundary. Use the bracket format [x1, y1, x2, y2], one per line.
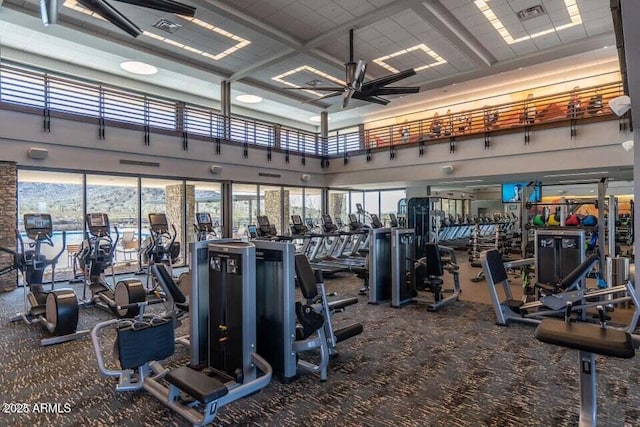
[141, 213, 180, 289]
[8, 214, 88, 346]
[78, 213, 146, 317]
[193, 212, 217, 241]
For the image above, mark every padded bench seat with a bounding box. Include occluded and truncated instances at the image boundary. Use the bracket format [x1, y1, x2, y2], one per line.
[327, 297, 358, 311]
[165, 366, 229, 404]
[535, 319, 635, 359]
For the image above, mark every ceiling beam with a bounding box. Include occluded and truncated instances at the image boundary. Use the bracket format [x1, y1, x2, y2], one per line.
[228, 0, 414, 81]
[410, 0, 496, 67]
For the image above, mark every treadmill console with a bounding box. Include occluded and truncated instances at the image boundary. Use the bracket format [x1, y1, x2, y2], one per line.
[322, 214, 337, 233]
[389, 213, 399, 228]
[290, 215, 308, 235]
[86, 213, 111, 237]
[247, 225, 258, 239]
[348, 213, 362, 230]
[370, 214, 383, 229]
[335, 217, 344, 227]
[256, 216, 276, 238]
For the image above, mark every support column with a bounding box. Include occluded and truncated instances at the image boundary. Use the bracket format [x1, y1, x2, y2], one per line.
[165, 184, 194, 263]
[221, 80, 231, 139]
[222, 181, 232, 238]
[320, 111, 328, 158]
[0, 162, 17, 291]
[620, 0, 640, 287]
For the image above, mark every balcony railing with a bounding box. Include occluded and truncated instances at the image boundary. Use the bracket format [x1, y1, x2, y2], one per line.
[0, 61, 624, 159]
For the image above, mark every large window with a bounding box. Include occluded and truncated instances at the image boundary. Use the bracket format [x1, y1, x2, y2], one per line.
[380, 190, 406, 224]
[304, 188, 323, 225]
[350, 191, 364, 216]
[17, 170, 84, 272]
[328, 190, 348, 225]
[364, 191, 380, 217]
[259, 185, 283, 234]
[86, 174, 139, 268]
[232, 184, 258, 238]
[188, 181, 222, 238]
[285, 187, 304, 234]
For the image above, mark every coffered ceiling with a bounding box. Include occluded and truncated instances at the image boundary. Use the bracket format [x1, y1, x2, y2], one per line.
[0, 0, 618, 127]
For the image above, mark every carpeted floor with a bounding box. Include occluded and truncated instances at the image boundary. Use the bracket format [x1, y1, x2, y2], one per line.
[1, 272, 640, 427]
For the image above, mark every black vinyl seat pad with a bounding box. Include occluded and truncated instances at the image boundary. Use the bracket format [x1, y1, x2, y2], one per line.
[535, 319, 635, 359]
[165, 366, 228, 404]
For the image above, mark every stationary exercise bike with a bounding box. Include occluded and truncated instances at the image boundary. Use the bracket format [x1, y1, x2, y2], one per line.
[7, 213, 88, 346]
[78, 213, 146, 318]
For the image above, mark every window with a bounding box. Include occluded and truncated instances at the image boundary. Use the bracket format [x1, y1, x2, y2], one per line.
[186, 180, 222, 260]
[304, 188, 323, 225]
[380, 190, 406, 224]
[364, 191, 380, 218]
[232, 184, 258, 238]
[285, 187, 304, 234]
[328, 190, 348, 225]
[17, 170, 84, 273]
[86, 175, 139, 269]
[350, 191, 364, 216]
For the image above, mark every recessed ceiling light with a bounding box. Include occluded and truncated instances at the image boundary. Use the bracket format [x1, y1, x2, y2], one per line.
[373, 43, 446, 73]
[310, 116, 331, 122]
[603, 46, 609, 49]
[236, 94, 263, 104]
[120, 60, 158, 75]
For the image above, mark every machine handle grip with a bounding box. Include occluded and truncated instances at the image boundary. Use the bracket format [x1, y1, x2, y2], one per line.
[52, 231, 67, 262]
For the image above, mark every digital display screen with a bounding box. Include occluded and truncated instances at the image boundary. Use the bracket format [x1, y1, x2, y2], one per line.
[502, 182, 541, 203]
[322, 214, 333, 225]
[257, 216, 270, 226]
[25, 214, 52, 230]
[291, 215, 302, 225]
[248, 225, 257, 234]
[87, 213, 107, 227]
[149, 213, 168, 226]
[196, 212, 211, 224]
[348, 213, 358, 224]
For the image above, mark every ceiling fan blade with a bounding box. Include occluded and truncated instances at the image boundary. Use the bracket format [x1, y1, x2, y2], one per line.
[282, 86, 345, 91]
[361, 68, 417, 91]
[353, 60, 367, 91]
[351, 93, 390, 105]
[367, 86, 420, 96]
[342, 88, 355, 109]
[77, 0, 142, 37]
[301, 91, 343, 104]
[114, 0, 196, 16]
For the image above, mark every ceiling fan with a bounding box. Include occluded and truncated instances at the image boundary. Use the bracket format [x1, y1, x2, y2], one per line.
[39, 0, 196, 37]
[285, 29, 420, 108]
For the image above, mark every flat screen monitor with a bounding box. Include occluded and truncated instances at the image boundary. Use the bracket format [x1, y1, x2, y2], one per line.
[502, 182, 541, 203]
[196, 212, 212, 225]
[24, 213, 52, 234]
[257, 215, 270, 226]
[149, 213, 168, 227]
[291, 215, 302, 225]
[87, 213, 108, 227]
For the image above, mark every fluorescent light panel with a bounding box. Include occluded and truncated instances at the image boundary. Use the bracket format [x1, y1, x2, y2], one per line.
[63, 0, 250, 61]
[544, 171, 608, 178]
[373, 43, 446, 74]
[272, 66, 345, 97]
[474, 0, 582, 45]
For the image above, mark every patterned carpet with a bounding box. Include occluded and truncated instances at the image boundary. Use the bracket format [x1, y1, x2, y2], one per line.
[1, 274, 640, 427]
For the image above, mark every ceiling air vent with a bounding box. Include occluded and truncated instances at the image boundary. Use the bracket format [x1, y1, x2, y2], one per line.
[516, 5, 546, 22]
[153, 19, 182, 34]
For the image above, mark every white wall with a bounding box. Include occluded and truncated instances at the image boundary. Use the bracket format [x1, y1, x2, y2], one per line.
[324, 120, 632, 187]
[0, 109, 325, 187]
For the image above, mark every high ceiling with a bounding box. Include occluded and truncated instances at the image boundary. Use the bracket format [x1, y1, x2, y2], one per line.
[0, 0, 617, 127]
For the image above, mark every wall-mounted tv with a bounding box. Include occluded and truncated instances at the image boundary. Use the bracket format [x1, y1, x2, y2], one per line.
[502, 182, 541, 203]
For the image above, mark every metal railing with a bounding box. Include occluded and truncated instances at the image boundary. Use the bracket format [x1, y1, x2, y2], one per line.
[0, 61, 624, 158]
[350, 82, 623, 154]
